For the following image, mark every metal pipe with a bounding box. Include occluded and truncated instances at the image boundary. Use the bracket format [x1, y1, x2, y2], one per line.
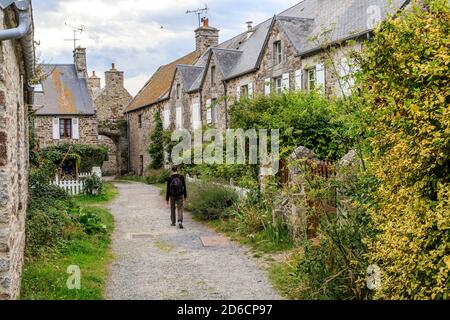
[0, 5, 31, 41]
[0, 1, 35, 80]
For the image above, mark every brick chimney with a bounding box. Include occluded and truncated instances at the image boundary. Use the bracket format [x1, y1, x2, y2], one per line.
[105, 63, 124, 88]
[73, 47, 88, 78]
[88, 71, 101, 96]
[195, 18, 219, 55]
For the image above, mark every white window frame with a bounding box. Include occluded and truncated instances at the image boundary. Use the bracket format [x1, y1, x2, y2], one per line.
[273, 41, 282, 65]
[176, 107, 182, 129]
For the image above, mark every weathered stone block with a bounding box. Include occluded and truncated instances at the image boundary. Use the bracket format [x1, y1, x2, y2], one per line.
[0, 131, 7, 167]
[0, 257, 10, 272]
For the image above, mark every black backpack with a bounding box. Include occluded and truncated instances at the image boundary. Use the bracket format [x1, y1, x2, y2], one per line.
[170, 176, 184, 197]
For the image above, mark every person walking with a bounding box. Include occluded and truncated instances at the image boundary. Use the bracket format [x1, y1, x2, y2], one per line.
[166, 166, 187, 229]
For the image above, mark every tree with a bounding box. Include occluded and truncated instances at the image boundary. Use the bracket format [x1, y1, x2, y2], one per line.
[148, 112, 165, 170]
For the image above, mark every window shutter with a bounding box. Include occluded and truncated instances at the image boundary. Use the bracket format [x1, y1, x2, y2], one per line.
[163, 110, 170, 129]
[192, 102, 201, 130]
[316, 64, 326, 92]
[264, 78, 271, 96]
[236, 86, 241, 100]
[206, 99, 212, 124]
[282, 73, 290, 91]
[72, 118, 79, 140]
[52, 117, 60, 140]
[176, 107, 182, 129]
[248, 82, 254, 98]
[295, 70, 303, 91]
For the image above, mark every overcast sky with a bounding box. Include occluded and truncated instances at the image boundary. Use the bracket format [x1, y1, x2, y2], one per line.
[33, 0, 301, 96]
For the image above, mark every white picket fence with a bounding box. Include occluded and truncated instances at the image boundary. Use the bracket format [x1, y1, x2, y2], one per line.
[52, 175, 85, 196]
[52, 167, 102, 196]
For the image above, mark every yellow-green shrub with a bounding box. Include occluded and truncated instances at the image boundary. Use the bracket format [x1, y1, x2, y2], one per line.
[361, 0, 450, 299]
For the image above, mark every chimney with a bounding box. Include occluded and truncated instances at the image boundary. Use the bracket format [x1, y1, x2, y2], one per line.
[88, 71, 101, 97]
[195, 18, 219, 55]
[246, 21, 254, 39]
[73, 47, 88, 78]
[105, 63, 124, 88]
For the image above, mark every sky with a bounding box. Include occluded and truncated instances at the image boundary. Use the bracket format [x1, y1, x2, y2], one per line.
[33, 0, 301, 96]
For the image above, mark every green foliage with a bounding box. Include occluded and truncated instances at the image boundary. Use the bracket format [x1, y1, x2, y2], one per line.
[359, 0, 450, 300]
[82, 175, 103, 196]
[146, 168, 171, 185]
[185, 181, 238, 220]
[229, 91, 349, 160]
[41, 143, 107, 173]
[148, 112, 165, 170]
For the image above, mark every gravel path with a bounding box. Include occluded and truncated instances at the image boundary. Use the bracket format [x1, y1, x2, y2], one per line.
[105, 182, 281, 300]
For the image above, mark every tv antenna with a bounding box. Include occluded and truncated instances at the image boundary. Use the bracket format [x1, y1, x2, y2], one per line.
[64, 22, 85, 50]
[186, 5, 209, 27]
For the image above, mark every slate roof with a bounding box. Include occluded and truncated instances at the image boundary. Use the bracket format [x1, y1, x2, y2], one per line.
[125, 51, 199, 112]
[126, 0, 409, 112]
[34, 64, 95, 116]
[176, 64, 205, 92]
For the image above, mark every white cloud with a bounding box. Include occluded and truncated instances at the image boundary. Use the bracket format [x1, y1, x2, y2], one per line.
[33, 0, 300, 95]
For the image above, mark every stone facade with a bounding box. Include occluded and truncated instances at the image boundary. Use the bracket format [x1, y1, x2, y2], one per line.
[33, 115, 98, 149]
[127, 104, 163, 175]
[92, 64, 132, 176]
[124, 1, 395, 175]
[0, 6, 31, 300]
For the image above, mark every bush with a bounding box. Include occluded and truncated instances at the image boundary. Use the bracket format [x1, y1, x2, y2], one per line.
[360, 0, 450, 300]
[82, 175, 103, 196]
[146, 168, 171, 184]
[185, 182, 238, 220]
[76, 207, 107, 234]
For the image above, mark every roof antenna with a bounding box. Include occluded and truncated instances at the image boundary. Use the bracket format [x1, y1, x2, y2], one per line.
[64, 22, 85, 50]
[186, 4, 209, 28]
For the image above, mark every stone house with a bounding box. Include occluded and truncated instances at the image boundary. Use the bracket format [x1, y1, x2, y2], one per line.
[0, 0, 35, 300]
[125, 0, 409, 175]
[89, 64, 132, 176]
[33, 47, 98, 152]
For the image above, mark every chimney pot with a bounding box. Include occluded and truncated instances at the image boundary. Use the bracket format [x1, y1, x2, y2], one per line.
[112, 63, 116, 70]
[202, 18, 209, 27]
[246, 21, 253, 32]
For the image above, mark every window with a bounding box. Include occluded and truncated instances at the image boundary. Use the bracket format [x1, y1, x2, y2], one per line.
[274, 77, 283, 94]
[138, 114, 142, 128]
[307, 68, 317, 91]
[211, 98, 217, 124]
[211, 66, 216, 86]
[176, 84, 181, 99]
[59, 118, 72, 138]
[140, 155, 144, 176]
[273, 41, 282, 65]
[240, 85, 249, 98]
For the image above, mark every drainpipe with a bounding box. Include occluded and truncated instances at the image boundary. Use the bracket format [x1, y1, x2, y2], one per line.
[223, 80, 228, 128]
[0, 0, 35, 80]
[126, 112, 131, 174]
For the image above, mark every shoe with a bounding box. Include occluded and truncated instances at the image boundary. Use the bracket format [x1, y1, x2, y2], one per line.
[179, 223, 184, 229]
[171, 223, 176, 227]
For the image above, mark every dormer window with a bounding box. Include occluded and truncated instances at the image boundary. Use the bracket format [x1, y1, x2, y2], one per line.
[211, 66, 216, 86]
[273, 41, 282, 65]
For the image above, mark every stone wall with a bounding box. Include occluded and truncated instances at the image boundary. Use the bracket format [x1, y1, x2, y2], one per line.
[93, 64, 132, 175]
[0, 7, 29, 300]
[127, 102, 164, 176]
[34, 115, 98, 149]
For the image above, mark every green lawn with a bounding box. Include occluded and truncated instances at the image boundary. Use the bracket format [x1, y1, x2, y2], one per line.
[20, 182, 117, 300]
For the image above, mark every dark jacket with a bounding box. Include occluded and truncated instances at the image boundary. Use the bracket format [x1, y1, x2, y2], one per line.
[166, 174, 187, 201]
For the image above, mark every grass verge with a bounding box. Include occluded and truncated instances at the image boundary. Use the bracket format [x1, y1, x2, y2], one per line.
[20, 182, 117, 300]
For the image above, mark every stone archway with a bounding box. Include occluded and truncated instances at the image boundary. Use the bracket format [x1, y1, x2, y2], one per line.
[98, 120, 128, 176]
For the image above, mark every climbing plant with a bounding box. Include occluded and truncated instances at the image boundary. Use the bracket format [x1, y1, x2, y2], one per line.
[148, 111, 165, 170]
